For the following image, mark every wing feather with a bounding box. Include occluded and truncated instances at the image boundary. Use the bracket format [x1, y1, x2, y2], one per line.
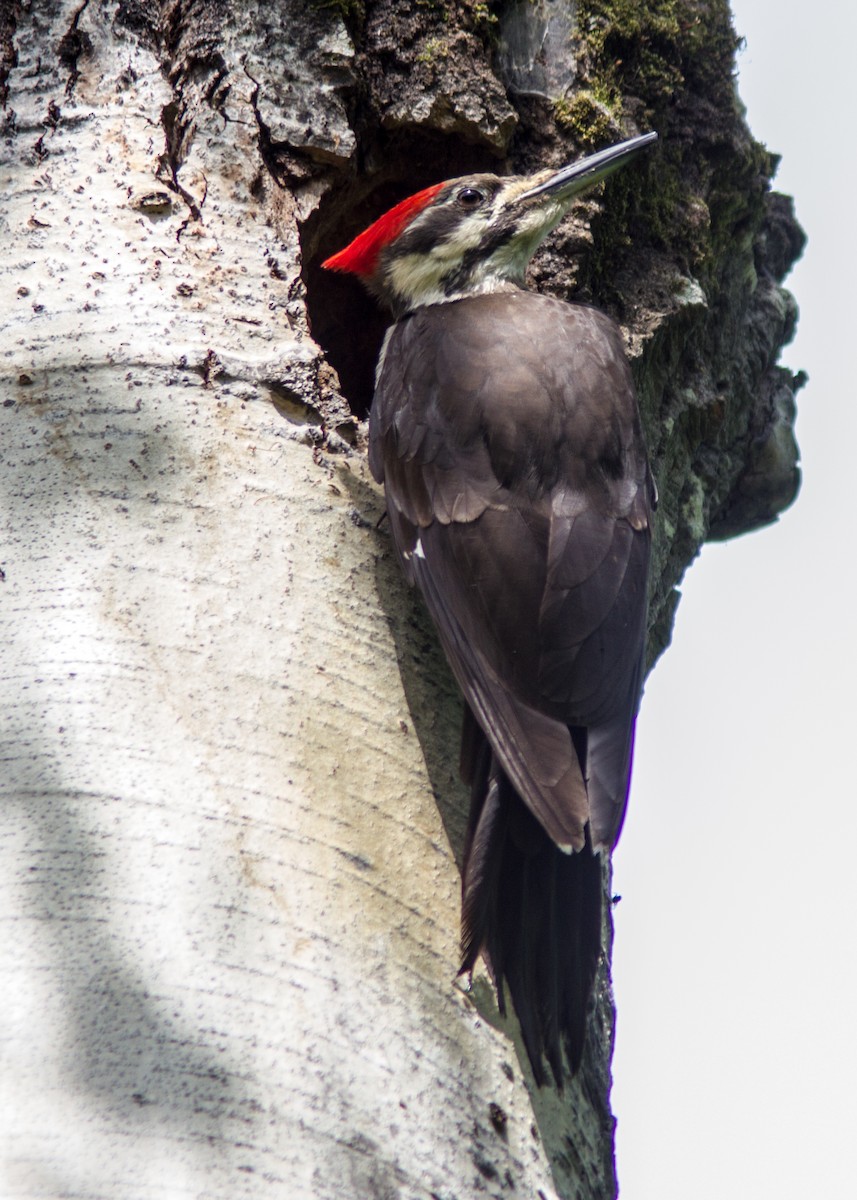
[371, 292, 652, 851]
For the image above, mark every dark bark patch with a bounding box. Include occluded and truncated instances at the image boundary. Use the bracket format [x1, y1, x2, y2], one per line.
[358, 0, 516, 155]
[0, 0, 20, 109]
[57, 0, 93, 96]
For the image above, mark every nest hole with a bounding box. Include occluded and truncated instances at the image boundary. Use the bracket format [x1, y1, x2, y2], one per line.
[302, 142, 502, 419]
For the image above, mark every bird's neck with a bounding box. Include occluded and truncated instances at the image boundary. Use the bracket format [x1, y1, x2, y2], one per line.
[376, 245, 532, 319]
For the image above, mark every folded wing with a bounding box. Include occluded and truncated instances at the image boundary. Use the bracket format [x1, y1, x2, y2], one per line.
[371, 291, 653, 851]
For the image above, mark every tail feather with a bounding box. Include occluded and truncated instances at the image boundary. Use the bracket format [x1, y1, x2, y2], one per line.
[459, 710, 602, 1087]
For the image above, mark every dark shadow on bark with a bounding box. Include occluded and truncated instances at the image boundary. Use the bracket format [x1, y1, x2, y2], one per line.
[341, 467, 472, 868]
[5, 768, 255, 1184]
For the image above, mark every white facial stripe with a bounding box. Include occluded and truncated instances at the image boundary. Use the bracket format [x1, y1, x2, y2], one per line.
[383, 186, 572, 311]
[386, 251, 449, 308]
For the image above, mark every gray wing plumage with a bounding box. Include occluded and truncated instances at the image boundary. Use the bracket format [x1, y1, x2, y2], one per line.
[371, 290, 653, 852]
[370, 290, 653, 1083]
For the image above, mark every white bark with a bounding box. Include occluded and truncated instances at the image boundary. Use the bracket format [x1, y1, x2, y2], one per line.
[1, 4, 614, 1197]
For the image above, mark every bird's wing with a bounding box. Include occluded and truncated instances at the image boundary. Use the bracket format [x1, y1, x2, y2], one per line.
[371, 293, 652, 850]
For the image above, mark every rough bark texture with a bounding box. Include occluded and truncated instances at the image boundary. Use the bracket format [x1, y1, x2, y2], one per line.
[0, 2, 803, 1199]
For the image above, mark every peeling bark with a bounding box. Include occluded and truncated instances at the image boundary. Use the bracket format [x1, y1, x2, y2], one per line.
[0, 2, 803, 1198]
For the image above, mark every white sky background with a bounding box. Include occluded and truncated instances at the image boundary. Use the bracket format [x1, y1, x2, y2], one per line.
[611, 1, 857, 1196]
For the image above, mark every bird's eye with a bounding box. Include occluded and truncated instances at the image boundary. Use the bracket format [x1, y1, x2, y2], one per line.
[457, 187, 485, 208]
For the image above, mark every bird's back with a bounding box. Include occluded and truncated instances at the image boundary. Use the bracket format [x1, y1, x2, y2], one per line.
[371, 290, 653, 1082]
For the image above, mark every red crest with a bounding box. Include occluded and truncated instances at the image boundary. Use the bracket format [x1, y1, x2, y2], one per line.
[322, 183, 445, 278]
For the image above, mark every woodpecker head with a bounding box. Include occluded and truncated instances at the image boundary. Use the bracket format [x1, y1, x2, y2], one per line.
[322, 133, 657, 317]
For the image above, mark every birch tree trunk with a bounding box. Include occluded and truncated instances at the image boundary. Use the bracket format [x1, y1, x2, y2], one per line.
[0, 2, 803, 1198]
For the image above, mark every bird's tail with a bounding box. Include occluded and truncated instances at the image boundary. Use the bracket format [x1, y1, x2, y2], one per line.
[459, 708, 603, 1087]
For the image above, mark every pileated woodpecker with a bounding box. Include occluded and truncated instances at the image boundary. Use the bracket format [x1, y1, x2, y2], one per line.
[323, 133, 657, 1086]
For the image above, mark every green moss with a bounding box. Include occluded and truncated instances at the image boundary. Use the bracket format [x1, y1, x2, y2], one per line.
[554, 89, 621, 149]
[706, 139, 776, 257]
[679, 0, 743, 101]
[563, 0, 776, 304]
[471, 1, 499, 39]
[416, 35, 451, 63]
[576, 0, 684, 107]
[565, 0, 688, 295]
